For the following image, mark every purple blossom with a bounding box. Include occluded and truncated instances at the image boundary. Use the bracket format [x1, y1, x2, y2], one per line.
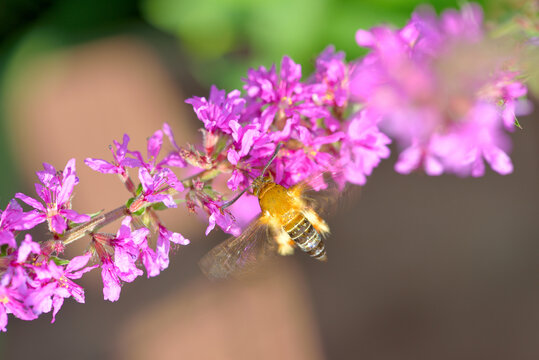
[86, 125, 186, 183]
[93, 221, 143, 302]
[394, 102, 513, 177]
[227, 121, 262, 166]
[205, 201, 241, 237]
[0, 200, 43, 249]
[137, 167, 184, 209]
[138, 243, 159, 278]
[0, 284, 37, 332]
[225, 120, 272, 191]
[94, 217, 169, 301]
[114, 218, 160, 278]
[97, 250, 140, 303]
[339, 110, 391, 185]
[0, 235, 42, 330]
[110, 217, 147, 280]
[0, 236, 42, 301]
[273, 128, 345, 188]
[243, 56, 329, 131]
[100, 257, 122, 302]
[156, 225, 189, 271]
[161, 123, 188, 168]
[185, 85, 246, 134]
[313, 45, 350, 107]
[54, 253, 96, 301]
[136, 128, 188, 172]
[350, 4, 528, 176]
[85, 134, 143, 177]
[15, 159, 90, 234]
[0, 234, 96, 325]
[1, 235, 43, 291]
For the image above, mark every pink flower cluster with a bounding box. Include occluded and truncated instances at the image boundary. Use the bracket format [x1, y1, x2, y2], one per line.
[0, 132, 190, 330]
[0, 3, 531, 331]
[0, 164, 95, 331]
[350, 4, 530, 176]
[187, 51, 391, 193]
[85, 127, 190, 302]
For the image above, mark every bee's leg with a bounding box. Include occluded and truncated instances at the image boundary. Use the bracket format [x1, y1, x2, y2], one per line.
[275, 228, 295, 256]
[260, 212, 295, 256]
[302, 208, 330, 236]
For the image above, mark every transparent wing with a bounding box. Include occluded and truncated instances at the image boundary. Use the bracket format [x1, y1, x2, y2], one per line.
[296, 171, 360, 218]
[199, 219, 277, 280]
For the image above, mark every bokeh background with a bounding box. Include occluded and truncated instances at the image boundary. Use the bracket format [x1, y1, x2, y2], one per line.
[1, 0, 538, 359]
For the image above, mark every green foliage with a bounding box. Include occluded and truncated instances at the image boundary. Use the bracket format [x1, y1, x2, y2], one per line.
[141, 0, 481, 89]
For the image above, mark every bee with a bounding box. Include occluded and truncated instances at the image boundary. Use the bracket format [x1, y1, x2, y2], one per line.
[199, 144, 332, 279]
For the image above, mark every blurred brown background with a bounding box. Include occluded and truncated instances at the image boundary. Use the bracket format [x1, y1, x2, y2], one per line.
[1, 0, 538, 359]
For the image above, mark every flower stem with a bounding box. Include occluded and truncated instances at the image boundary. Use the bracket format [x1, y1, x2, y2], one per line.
[61, 205, 128, 245]
[58, 169, 224, 246]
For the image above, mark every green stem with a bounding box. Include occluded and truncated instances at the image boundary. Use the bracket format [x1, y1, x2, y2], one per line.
[61, 205, 128, 245]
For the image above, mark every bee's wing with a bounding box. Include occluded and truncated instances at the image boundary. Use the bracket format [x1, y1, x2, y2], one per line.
[296, 172, 359, 217]
[199, 219, 276, 280]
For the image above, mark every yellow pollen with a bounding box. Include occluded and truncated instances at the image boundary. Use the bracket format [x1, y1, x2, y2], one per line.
[0, 296, 8, 304]
[46, 207, 59, 218]
[281, 96, 293, 106]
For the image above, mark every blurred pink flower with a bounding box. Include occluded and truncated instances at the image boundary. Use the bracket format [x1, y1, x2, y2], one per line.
[350, 4, 528, 176]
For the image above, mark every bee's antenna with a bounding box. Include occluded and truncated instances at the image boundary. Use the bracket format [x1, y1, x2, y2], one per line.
[221, 143, 282, 210]
[221, 187, 249, 209]
[261, 143, 282, 176]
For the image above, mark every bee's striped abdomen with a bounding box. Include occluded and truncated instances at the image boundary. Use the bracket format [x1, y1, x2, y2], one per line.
[284, 213, 327, 261]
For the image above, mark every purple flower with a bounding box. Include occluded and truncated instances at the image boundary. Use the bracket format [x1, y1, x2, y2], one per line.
[350, 4, 528, 176]
[272, 128, 345, 188]
[397, 102, 513, 177]
[85, 134, 143, 177]
[227, 121, 262, 166]
[205, 201, 240, 237]
[15, 159, 90, 234]
[0, 284, 37, 332]
[100, 257, 122, 302]
[137, 243, 159, 278]
[0, 235, 42, 331]
[185, 85, 246, 134]
[93, 216, 168, 301]
[1, 233, 95, 324]
[243, 56, 328, 131]
[313, 45, 350, 107]
[0, 200, 43, 249]
[225, 120, 271, 191]
[54, 253, 96, 300]
[97, 249, 139, 303]
[136, 128, 188, 172]
[113, 218, 160, 278]
[110, 217, 147, 280]
[155, 225, 189, 271]
[161, 123, 188, 168]
[135, 167, 184, 210]
[1, 235, 43, 291]
[339, 110, 391, 185]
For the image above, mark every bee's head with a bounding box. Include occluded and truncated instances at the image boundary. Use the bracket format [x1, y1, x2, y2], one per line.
[221, 145, 281, 209]
[251, 176, 273, 197]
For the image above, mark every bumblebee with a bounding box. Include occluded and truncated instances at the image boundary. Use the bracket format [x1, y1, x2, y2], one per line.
[200, 144, 331, 279]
